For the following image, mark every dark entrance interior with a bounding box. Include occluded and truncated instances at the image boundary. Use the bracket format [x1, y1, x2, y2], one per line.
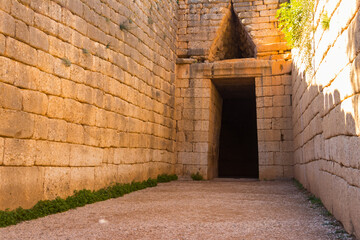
[214, 78, 259, 178]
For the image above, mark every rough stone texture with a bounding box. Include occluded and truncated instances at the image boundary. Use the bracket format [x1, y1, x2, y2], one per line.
[208, 2, 256, 61]
[175, 59, 293, 180]
[0, 167, 44, 210]
[0, 180, 351, 240]
[177, 0, 291, 61]
[0, 0, 178, 210]
[1, 1, 358, 238]
[292, 0, 360, 238]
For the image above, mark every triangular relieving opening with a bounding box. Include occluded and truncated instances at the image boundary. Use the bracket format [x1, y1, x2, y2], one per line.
[208, 1, 256, 62]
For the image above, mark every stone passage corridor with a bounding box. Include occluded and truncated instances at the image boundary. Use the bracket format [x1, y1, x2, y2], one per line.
[0, 180, 351, 240]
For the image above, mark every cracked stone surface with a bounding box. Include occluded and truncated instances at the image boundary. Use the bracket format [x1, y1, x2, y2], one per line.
[0, 179, 353, 240]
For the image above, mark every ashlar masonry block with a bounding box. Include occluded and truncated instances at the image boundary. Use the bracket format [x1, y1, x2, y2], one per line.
[0, 108, 34, 138]
[0, 166, 44, 210]
[43, 167, 71, 200]
[3, 139, 36, 166]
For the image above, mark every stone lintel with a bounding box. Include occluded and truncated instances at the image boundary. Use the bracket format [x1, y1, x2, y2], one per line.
[180, 58, 272, 80]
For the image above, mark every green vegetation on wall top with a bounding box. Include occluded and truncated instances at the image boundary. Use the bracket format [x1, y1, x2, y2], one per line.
[276, 0, 314, 48]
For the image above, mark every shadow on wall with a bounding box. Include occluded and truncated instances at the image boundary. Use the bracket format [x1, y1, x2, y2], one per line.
[292, 55, 360, 236]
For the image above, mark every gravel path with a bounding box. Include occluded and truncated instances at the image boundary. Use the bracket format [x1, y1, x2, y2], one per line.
[0, 179, 353, 240]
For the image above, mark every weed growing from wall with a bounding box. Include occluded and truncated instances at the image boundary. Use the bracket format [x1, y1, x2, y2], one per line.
[61, 58, 72, 67]
[119, 19, 133, 30]
[82, 48, 89, 55]
[321, 12, 330, 30]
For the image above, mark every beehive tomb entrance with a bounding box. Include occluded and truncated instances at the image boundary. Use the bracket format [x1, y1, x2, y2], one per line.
[214, 78, 259, 178]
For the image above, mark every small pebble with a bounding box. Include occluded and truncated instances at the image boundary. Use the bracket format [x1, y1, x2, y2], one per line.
[99, 219, 109, 224]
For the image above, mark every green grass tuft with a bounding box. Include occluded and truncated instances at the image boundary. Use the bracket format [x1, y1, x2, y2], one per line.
[191, 172, 203, 181]
[293, 178, 305, 190]
[308, 195, 322, 205]
[0, 174, 177, 228]
[61, 58, 71, 67]
[157, 174, 178, 183]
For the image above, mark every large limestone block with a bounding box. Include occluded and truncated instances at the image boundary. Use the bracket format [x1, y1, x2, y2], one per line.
[3, 138, 36, 166]
[294, 164, 309, 188]
[67, 123, 84, 144]
[83, 126, 101, 147]
[29, 26, 49, 51]
[0, 109, 34, 138]
[69, 144, 103, 167]
[259, 165, 283, 180]
[271, 61, 292, 75]
[47, 96, 64, 119]
[69, 167, 95, 192]
[305, 162, 321, 196]
[0, 166, 44, 210]
[63, 98, 83, 123]
[33, 115, 48, 140]
[280, 141, 294, 152]
[81, 104, 97, 126]
[35, 141, 70, 166]
[194, 120, 210, 131]
[102, 148, 114, 164]
[37, 50, 55, 73]
[258, 152, 274, 165]
[116, 164, 148, 183]
[94, 165, 118, 190]
[43, 167, 71, 200]
[0, 82, 22, 110]
[0, 10, 15, 36]
[0, 137, 4, 165]
[258, 141, 280, 152]
[47, 119, 67, 142]
[113, 148, 133, 164]
[349, 186, 360, 238]
[5, 37, 37, 66]
[176, 64, 190, 79]
[11, 0, 34, 25]
[258, 129, 281, 141]
[193, 142, 210, 153]
[178, 152, 209, 165]
[332, 175, 353, 233]
[0, 33, 5, 55]
[317, 167, 334, 212]
[257, 119, 272, 130]
[273, 95, 291, 107]
[175, 163, 184, 176]
[37, 71, 61, 96]
[283, 166, 294, 178]
[22, 89, 48, 115]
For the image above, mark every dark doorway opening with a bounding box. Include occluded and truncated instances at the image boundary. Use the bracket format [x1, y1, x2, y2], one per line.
[214, 78, 259, 178]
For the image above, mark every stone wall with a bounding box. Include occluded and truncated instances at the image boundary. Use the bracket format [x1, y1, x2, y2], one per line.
[175, 59, 293, 180]
[292, 0, 360, 237]
[175, 0, 293, 180]
[174, 63, 223, 179]
[177, 0, 290, 61]
[0, 0, 178, 210]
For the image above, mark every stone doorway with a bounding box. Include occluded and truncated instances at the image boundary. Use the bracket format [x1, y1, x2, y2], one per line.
[214, 78, 259, 178]
[175, 59, 293, 180]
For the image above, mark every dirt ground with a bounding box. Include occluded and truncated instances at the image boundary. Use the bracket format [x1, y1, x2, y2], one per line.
[0, 179, 355, 240]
